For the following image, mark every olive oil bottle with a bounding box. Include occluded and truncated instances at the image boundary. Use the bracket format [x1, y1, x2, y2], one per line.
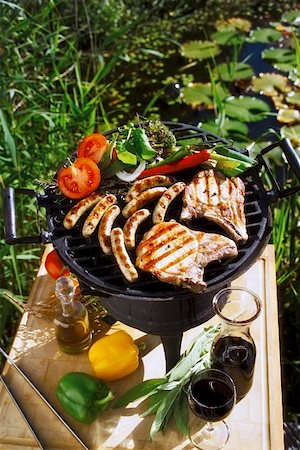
[54, 276, 91, 353]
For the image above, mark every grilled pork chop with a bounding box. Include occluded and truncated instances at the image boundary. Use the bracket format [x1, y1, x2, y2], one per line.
[136, 221, 238, 293]
[180, 169, 248, 243]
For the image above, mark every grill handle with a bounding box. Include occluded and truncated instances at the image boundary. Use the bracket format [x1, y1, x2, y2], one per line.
[256, 138, 300, 203]
[3, 187, 49, 244]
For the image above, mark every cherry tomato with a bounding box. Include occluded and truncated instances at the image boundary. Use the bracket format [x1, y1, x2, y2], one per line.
[77, 133, 108, 163]
[57, 158, 101, 200]
[45, 249, 70, 279]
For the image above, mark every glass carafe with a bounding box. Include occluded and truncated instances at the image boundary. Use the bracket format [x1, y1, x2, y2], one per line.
[210, 287, 262, 402]
[54, 276, 91, 354]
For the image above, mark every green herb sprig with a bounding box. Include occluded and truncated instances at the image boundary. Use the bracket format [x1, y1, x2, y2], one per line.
[113, 325, 219, 440]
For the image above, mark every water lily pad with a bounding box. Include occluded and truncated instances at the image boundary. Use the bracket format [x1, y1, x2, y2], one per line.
[277, 108, 300, 124]
[228, 17, 252, 32]
[247, 28, 282, 44]
[201, 118, 249, 138]
[215, 19, 236, 32]
[215, 17, 251, 33]
[181, 82, 228, 108]
[273, 95, 289, 110]
[224, 96, 271, 122]
[211, 30, 244, 46]
[285, 90, 300, 107]
[247, 140, 284, 165]
[181, 41, 221, 61]
[281, 10, 300, 26]
[251, 73, 290, 96]
[280, 124, 300, 146]
[262, 48, 296, 72]
[213, 62, 254, 82]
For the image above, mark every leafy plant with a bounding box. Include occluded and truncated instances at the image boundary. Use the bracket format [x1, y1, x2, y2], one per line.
[113, 326, 219, 439]
[224, 96, 271, 122]
[247, 28, 282, 43]
[181, 41, 221, 61]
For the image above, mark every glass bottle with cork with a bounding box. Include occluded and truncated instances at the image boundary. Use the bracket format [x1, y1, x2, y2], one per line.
[54, 276, 91, 353]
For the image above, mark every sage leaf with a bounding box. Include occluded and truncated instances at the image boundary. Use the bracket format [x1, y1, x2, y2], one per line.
[150, 388, 180, 440]
[113, 378, 166, 409]
[141, 390, 168, 417]
[174, 391, 190, 437]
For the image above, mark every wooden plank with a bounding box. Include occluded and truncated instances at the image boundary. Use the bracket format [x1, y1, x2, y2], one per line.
[0, 245, 284, 450]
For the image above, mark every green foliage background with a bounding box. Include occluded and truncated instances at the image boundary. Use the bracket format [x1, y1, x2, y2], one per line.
[0, 0, 299, 422]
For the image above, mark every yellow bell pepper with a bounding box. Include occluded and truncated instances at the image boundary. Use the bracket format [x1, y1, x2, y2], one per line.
[88, 330, 139, 382]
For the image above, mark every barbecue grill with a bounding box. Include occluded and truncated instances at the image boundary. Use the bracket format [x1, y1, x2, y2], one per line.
[3, 123, 300, 371]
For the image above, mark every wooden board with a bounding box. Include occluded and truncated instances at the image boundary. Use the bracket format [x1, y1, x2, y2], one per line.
[0, 245, 284, 450]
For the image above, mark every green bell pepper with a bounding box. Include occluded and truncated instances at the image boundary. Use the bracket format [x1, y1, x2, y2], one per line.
[56, 372, 114, 424]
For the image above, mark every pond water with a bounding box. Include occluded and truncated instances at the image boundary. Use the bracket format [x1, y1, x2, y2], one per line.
[106, 8, 300, 157]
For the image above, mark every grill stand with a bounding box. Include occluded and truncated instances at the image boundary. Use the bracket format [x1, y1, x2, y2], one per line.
[79, 281, 223, 373]
[160, 334, 183, 373]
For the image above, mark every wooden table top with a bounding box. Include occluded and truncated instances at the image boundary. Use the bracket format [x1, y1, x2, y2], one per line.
[0, 245, 284, 450]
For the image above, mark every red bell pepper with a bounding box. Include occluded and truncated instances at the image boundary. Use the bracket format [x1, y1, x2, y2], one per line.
[138, 150, 211, 179]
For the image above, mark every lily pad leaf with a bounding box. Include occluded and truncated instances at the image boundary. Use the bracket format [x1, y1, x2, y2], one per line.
[227, 17, 252, 32]
[262, 48, 296, 70]
[211, 30, 244, 46]
[181, 82, 229, 108]
[224, 96, 271, 122]
[215, 19, 237, 32]
[277, 108, 300, 124]
[281, 10, 300, 26]
[247, 28, 282, 43]
[247, 140, 284, 165]
[285, 90, 300, 107]
[201, 117, 249, 138]
[215, 17, 251, 33]
[181, 41, 221, 61]
[213, 62, 254, 82]
[281, 124, 300, 147]
[251, 73, 290, 96]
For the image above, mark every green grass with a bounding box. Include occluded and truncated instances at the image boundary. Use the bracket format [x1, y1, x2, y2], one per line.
[0, 0, 299, 421]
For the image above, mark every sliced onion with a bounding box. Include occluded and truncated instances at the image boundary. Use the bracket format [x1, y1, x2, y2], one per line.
[115, 161, 146, 182]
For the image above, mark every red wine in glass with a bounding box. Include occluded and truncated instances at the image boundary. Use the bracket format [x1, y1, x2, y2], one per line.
[188, 368, 236, 450]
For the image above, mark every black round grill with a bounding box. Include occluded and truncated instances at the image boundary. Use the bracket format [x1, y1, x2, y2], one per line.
[45, 123, 272, 299]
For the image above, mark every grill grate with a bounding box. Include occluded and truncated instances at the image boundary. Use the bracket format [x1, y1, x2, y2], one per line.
[45, 123, 272, 299]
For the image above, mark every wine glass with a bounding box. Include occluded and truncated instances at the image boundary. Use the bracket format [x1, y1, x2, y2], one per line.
[187, 368, 236, 450]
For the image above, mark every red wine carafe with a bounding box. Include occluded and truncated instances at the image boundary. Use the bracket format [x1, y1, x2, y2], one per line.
[210, 287, 262, 402]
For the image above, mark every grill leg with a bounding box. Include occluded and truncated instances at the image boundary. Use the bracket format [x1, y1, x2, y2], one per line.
[160, 333, 183, 373]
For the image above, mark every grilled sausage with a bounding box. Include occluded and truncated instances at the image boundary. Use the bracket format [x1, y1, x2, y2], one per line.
[122, 187, 167, 218]
[153, 182, 186, 224]
[125, 175, 176, 202]
[123, 209, 150, 250]
[98, 205, 121, 255]
[63, 192, 102, 229]
[111, 228, 138, 282]
[82, 194, 117, 237]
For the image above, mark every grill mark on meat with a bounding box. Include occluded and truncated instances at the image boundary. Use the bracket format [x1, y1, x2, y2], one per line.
[142, 234, 196, 271]
[111, 228, 138, 282]
[158, 240, 197, 272]
[181, 169, 248, 243]
[138, 227, 188, 263]
[136, 221, 238, 293]
[125, 175, 176, 202]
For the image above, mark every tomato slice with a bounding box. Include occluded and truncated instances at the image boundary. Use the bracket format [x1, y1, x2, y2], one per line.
[77, 133, 108, 163]
[45, 249, 70, 279]
[57, 158, 101, 199]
